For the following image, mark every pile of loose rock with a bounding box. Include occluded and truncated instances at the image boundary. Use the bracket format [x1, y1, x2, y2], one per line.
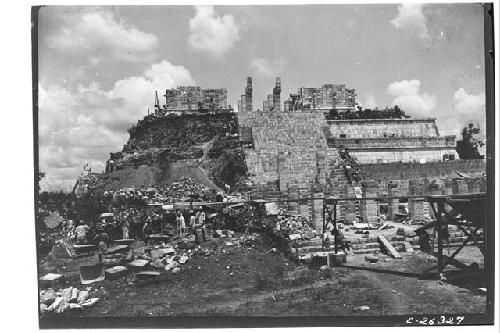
[274, 214, 318, 241]
[39, 286, 99, 315]
[161, 177, 212, 201]
[134, 243, 190, 274]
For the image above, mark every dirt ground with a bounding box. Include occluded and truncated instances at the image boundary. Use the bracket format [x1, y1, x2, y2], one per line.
[39, 234, 486, 318]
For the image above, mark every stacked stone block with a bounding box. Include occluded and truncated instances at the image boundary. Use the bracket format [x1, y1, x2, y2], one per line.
[426, 181, 443, 219]
[452, 179, 469, 194]
[240, 109, 341, 200]
[343, 185, 357, 224]
[310, 192, 325, 233]
[327, 118, 440, 139]
[360, 181, 378, 223]
[443, 179, 454, 195]
[387, 182, 400, 220]
[408, 179, 426, 221]
[468, 177, 483, 193]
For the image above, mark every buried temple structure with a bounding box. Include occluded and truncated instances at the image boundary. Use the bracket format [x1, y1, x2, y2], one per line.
[88, 76, 486, 232]
[237, 77, 486, 231]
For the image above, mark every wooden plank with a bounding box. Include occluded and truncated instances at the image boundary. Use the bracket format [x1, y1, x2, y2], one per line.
[136, 271, 161, 277]
[378, 222, 388, 230]
[378, 235, 402, 259]
[402, 241, 414, 253]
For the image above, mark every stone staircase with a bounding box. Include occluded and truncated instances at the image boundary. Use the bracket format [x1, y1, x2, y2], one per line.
[289, 226, 481, 258]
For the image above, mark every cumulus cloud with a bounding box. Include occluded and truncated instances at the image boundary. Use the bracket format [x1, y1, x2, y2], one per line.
[39, 60, 195, 191]
[452, 88, 486, 133]
[249, 57, 285, 79]
[387, 79, 436, 116]
[390, 4, 430, 40]
[46, 8, 159, 63]
[188, 5, 240, 59]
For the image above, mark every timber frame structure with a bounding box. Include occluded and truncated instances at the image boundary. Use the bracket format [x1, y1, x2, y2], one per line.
[324, 193, 487, 274]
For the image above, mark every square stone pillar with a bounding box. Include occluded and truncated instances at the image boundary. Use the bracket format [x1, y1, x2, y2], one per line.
[343, 185, 357, 224]
[443, 179, 454, 195]
[311, 192, 325, 233]
[467, 177, 482, 193]
[288, 186, 299, 214]
[452, 179, 468, 194]
[426, 182, 442, 219]
[387, 182, 400, 221]
[408, 179, 425, 221]
[360, 181, 378, 224]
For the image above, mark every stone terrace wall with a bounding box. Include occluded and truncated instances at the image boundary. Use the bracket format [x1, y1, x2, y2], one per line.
[327, 118, 457, 163]
[359, 159, 486, 195]
[350, 148, 458, 164]
[327, 118, 440, 138]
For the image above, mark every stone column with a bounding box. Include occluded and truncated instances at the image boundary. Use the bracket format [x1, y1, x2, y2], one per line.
[360, 180, 378, 224]
[311, 192, 325, 233]
[452, 178, 468, 194]
[443, 179, 453, 195]
[387, 182, 400, 221]
[343, 185, 357, 224]
[288, 186, 299, 214]
[426, 182, 442, 219]
[408, 179, 425, 221]
[467, 177, 482, 193]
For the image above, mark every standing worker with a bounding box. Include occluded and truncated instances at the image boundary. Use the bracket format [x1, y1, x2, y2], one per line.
[176, 210, 186, 238]
[94, 227, 109, 264]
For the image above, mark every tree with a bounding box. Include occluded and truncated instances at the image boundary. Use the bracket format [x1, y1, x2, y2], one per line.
[456, 123, 484, 159]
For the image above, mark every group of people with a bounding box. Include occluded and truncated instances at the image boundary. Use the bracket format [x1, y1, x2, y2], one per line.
[175, 209, 206, 238]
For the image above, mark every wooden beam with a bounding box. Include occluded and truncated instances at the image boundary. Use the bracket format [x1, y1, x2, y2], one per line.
[378, 235, 402, 259]
[403, 241, 414, 253]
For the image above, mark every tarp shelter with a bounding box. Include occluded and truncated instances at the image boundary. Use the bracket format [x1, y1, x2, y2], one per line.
[44, 212, 64, 229]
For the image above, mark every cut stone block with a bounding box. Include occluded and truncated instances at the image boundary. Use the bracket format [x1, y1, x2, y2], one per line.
[127, 259, 150, 271]
[105, 266, 129, 280]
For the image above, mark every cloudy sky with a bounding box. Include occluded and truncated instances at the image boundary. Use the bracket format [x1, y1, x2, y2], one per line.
[38, 3, 487, 191]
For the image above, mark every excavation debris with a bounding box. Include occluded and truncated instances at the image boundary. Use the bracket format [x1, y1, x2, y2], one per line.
[39, 286, 98, 315]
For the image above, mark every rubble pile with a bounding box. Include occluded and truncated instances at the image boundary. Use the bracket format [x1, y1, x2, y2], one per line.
[39, 286, 99, 315]
[103, 178, 212, 204]
[273, 214, 318, 241]
[160, 177, 212, 201]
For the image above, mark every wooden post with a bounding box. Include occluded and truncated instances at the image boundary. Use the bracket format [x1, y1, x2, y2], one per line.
[333, 200, 338, 254]
[436, 200, 445, 273]
[322, 198, 326, 251]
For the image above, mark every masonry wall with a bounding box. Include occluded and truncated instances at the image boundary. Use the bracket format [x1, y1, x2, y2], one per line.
[350, 148, 457, 164]
[358, 159, 486, 194]
[327, 118, 440, 138]
[327, 118, 456, 163]
[241, 110, 339, 191]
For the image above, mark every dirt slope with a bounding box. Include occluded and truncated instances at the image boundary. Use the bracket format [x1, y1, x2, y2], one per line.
[96, 161, 220, 192]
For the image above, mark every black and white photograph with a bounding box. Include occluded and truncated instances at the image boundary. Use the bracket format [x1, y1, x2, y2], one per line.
[22, 0, 497, 329]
